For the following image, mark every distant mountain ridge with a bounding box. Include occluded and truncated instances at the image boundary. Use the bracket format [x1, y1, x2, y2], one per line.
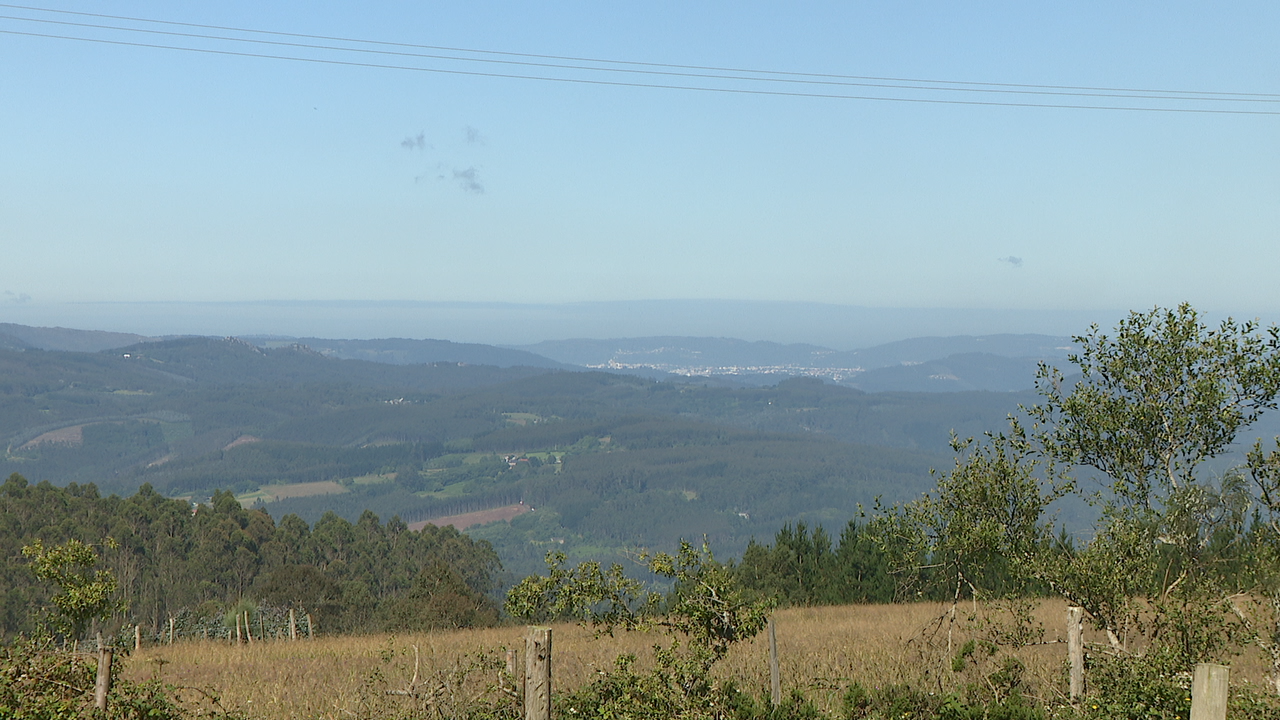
[249, 336, 575, 370]
[513, 334, 1077, 391]
[0, 321, 1076, 392]
[0, 323, 155, 352]
[0, 323, 572, 370]
[515, 334, 1073, 371]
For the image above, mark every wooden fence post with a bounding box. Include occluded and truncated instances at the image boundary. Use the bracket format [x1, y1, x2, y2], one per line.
[235, 613, 242, 644]
[1190, 663, 1228, 720]
[289, 608, 298, 641]
[769, 617, 781, 707]
[306, 613, 313, 639]
[94, 632, 113, 712]
[525, 626, 552, 720]
[1067, 606, 1084, 702]
[168, 617, 175, 645]
[134, 624, 141, 653]
[244, 611, 254, 644]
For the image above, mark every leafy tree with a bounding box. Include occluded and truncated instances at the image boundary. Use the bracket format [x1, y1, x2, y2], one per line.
[21, 537, 119, 640]
[873, 303, 1280, 707]
[381, 560, 499, 631]
[1027, 304, 1280, 660]
[506, 541, 773, 717]
[1031, 302, 1280, 512]
[871, 426, 1067, 603]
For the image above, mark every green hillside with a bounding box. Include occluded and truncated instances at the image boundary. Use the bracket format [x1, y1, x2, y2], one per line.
[0, 341, 1030, 579]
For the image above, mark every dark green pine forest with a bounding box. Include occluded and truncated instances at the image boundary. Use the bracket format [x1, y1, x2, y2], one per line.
[0, 474, 500, 638]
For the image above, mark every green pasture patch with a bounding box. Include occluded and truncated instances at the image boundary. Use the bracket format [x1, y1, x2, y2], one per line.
[236, 480, 348, 506]
[416, 479, 475, 499]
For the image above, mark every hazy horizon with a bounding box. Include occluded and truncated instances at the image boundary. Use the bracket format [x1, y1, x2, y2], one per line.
[0, 297, 1245, 350]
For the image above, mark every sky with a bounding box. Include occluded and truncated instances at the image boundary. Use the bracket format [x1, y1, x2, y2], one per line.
[1, 2, 1278, 344]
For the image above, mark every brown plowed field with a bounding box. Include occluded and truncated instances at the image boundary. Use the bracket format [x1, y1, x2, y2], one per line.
[409, 502, 531, 532]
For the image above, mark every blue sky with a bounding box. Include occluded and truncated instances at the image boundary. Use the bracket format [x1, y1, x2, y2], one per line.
[2, 2, 1278, 341]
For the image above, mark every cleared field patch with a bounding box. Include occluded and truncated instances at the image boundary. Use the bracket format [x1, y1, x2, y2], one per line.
[409, 502, 531, 531]
[223, 434, 261, 451]
[236, 481, 348, 506]
[20, 424, 86, 449]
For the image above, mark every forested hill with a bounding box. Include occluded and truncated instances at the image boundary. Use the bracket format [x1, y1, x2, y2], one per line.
[256, 336, 576, 369]
[0, 474, 502, 639]
[111, 336, 559, 388]
[0, 339, 1033, 580]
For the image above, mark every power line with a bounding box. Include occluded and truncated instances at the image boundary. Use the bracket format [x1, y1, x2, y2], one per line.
[4, 11, 1278, 107]
[2, 8, 1277, 115]
[4, 2, 1275, 102]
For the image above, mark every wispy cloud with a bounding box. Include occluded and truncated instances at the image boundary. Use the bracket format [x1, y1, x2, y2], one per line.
[400, 132, 426, 151]
[453, 167, 484, 194]
[4, 291, 32, 304]
[999, 256, 1024, 268]
[465, 126, 485, 145]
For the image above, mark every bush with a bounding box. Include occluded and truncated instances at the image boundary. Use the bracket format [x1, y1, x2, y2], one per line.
[1078, 650, 1190, 720]
[0, 633, 185, 720]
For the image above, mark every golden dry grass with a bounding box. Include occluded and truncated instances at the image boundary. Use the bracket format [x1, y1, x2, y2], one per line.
[122, 599, 1275, 719]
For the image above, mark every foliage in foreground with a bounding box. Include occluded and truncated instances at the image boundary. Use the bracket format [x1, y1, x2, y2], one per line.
[868, 304, 1280, 716]
[0, 633, 189, 720]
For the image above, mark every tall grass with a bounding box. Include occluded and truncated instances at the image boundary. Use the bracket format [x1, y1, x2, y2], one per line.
[123, 599, 1273, 719]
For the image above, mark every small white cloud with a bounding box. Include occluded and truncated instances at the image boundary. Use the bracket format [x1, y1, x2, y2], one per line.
[999, 256, 1024, 268]
[4, 291, 32, 304]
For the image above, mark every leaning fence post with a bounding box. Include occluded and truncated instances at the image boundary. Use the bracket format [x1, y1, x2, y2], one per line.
[94, 632, 113, 712]
[1067, 606, 1084, 701]
[289, 608, 297, 641]
[769, 617, 781, 707]
[1190, 663, 1228, 720]
[525, 626, 552, 720]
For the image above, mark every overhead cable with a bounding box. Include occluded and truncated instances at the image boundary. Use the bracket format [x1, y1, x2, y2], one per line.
[2, 4, 1277, 115]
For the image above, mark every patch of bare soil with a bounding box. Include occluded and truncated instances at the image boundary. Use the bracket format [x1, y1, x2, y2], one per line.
[224, 434, 261, 450]
[20, 425, 84, 449]
[410, 502, 531, 532]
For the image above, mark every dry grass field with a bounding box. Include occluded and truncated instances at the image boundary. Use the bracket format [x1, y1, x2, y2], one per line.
[118, 598, 1280, 720]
